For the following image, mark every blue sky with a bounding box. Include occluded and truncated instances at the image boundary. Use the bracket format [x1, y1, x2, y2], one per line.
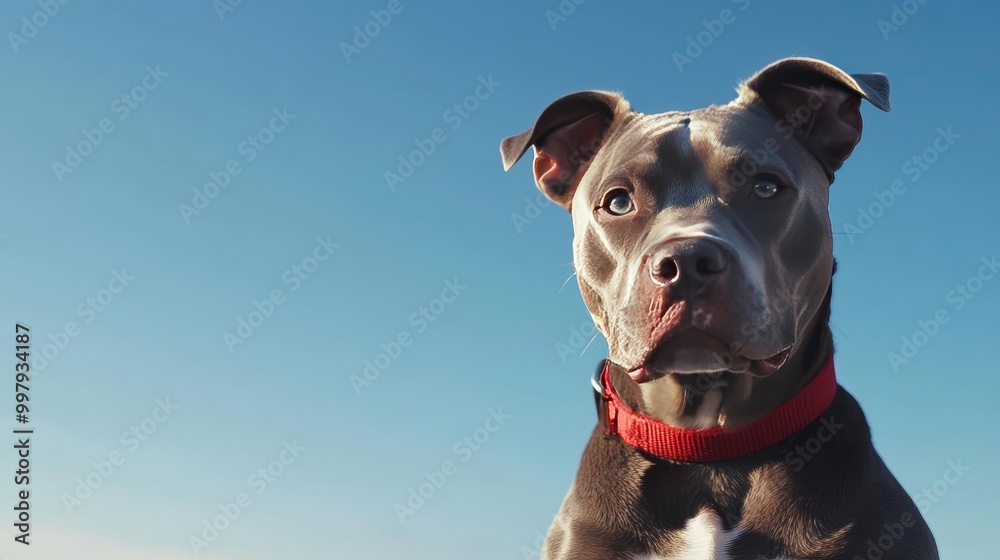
[1, 1, 997, 558]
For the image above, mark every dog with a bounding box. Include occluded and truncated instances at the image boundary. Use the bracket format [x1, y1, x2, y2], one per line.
[499, 58, 938, 559]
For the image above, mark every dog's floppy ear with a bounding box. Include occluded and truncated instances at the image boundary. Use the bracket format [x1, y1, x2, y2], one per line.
[500, 91, 629, 209]
[737, 57, 890, 180]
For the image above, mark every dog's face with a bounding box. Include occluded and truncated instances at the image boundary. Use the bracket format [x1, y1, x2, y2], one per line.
[501, 58, 889, 382]
[569, 105, 834, 381]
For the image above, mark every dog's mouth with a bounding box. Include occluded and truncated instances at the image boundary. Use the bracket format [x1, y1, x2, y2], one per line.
[750, 345, 793, 376]
[626, 330, 792, 383]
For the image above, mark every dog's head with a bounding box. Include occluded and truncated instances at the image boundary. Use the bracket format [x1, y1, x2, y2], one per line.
[501, 58, 889, 383]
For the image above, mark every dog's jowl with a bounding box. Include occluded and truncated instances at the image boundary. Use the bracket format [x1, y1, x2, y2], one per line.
[500, 58, 937, 559]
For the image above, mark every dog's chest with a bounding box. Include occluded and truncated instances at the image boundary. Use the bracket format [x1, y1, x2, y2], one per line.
[634, 509, 801, 560]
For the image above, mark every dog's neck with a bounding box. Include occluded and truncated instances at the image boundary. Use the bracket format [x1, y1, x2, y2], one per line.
[612, 310, 834, 430]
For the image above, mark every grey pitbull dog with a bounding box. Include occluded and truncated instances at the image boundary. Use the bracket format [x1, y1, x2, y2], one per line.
[500, 58, 938, 559]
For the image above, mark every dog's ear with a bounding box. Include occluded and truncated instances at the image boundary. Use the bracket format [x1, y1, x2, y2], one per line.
[737, 57, 890, 179]
[500, 91, 629, 209]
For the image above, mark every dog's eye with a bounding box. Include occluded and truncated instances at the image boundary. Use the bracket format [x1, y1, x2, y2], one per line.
[602, 189, 634, 215]
[750, 179, 780, 199]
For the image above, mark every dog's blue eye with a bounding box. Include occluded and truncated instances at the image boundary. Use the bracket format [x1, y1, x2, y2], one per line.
[751, 179, 780, 199]
[603, 190, 634, 215]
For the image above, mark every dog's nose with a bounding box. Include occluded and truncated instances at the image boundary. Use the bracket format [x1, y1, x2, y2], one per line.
[648, 239, 728, 290]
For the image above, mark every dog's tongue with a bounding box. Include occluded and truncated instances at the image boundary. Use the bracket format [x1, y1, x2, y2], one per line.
[626, 366, 656, 383]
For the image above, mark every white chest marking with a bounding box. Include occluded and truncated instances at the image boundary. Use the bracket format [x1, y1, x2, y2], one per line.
[664, 508, 740, 560]
[632, 509, 803, 560]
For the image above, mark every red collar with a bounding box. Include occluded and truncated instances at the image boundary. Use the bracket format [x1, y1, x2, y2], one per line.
[592, 356, 837, 462]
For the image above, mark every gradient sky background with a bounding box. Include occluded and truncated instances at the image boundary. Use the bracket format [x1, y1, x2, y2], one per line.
[1, 1, 998, 559]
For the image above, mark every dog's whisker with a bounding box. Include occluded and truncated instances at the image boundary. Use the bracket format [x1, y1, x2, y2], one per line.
[830, 320, 849, 339]
[558, 272, 577, 293]
[579, 332, 601, 357]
